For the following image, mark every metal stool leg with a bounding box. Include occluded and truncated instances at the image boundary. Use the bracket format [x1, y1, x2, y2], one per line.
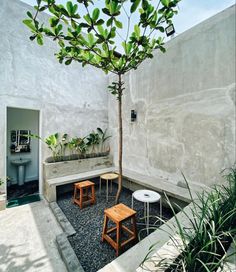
[106, 179, 108, 202]
[147, 202, 150, 235]
[99, 177, 101, 195]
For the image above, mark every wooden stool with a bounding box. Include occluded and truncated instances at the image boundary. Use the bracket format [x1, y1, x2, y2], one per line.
[102, 203, 137, 256]
[73, 180, 95, 209]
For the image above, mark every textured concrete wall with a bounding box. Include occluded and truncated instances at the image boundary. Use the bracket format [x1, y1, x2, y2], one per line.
[0, 0, 108, 193]
[108, 6, 236, 187]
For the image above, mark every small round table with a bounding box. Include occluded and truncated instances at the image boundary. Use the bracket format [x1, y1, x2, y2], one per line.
[132, 189, 162, 234]
[99, 173, 119, 202]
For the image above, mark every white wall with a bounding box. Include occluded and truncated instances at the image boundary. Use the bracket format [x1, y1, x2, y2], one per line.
[0, 0, 109, 194]
[108, 5, 236, 188]
[7, 107, 39, 184]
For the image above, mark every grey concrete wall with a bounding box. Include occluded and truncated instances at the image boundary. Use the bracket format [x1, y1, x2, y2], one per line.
[108, 5, 236, 187]
[0, 0, 109, 193]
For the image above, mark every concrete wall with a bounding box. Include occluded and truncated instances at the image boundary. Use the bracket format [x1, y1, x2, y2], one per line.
[108, 5, 236, 187]
[0, 0, 109, 193]
[7, 107, 39, 184]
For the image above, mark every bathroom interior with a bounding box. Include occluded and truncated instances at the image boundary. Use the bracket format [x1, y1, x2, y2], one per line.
[7, 107, 39, 207]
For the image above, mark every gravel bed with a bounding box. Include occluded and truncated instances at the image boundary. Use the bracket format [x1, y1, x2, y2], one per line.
[57, 183, 173, 272]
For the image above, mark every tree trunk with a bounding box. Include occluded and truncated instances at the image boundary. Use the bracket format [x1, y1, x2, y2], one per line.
[115, 74, 123, 204]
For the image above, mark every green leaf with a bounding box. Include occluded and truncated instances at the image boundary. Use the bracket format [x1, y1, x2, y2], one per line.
[131, 0, 141, 13]
[73, 4, 78, 14]
[84, 14, 92, 25]
[23, 19, 36, 31]
[58, 40, 65, 47]
[26, 11, 33, 19]
[36, 34, 43, 45]
[114, 19, 122, 29]
[161, 0, 170, 7]
[106, 17, 113, 27]
[66, 1, 73, 15]
[49, 17, 59, 27]
[65, 59, 72, 65]
[87, 33, 95, 46]
[96, 19, 104, 25]
[92, 8, 100, 21]
[97, 25, 105, 35]
[134, 24, 140, 38]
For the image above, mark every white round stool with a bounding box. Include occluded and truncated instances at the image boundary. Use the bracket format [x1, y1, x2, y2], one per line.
[132, 189, 162, 234]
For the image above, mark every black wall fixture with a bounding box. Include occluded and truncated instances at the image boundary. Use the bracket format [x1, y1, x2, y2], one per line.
[131, 110, 137, 122]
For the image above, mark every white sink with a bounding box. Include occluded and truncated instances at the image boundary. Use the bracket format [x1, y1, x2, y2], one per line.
[11, 159, 31, 166]
[11, 159, 31, 185]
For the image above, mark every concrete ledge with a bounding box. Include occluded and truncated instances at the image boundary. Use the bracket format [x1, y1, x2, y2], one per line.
[120, 169, 205, 203]
[50, 202, 76, 236]
[56, 233, 85, 272]
[45, 167, 115, 202]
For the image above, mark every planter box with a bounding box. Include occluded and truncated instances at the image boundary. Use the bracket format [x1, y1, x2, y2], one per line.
[43, 155, 114, 202]
[44, 155, 113, 180]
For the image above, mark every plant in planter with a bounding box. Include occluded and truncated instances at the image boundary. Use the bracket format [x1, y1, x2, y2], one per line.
[86, 131, 101, 155]
[68, 137, 79, 159]
[74, 137, 88, 158]
[58, 133, 69, 160]
[97, 127, 111, 154]
[44, 133, 61, 161]
[30, 132, 62, 162]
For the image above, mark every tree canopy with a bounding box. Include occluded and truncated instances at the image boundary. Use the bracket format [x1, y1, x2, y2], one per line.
[23, 0, 180, 79]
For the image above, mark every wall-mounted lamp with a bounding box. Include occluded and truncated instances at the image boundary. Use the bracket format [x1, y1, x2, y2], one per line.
[131, 110, 137, 122]
[165, 24, 175, 37]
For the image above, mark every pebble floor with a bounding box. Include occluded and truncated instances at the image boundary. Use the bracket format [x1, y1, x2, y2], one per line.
[57, 184, 173, 272]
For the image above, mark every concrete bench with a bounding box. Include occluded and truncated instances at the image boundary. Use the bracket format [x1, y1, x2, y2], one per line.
[44, 166, 205, 204]
[44, 167, 115, 202]
[120, 168, 201, 204]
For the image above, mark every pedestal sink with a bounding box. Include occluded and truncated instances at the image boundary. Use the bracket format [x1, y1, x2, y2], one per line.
[11, 159, 31, 186]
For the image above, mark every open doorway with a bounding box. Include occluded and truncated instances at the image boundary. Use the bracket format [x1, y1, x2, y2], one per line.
[6, 107, 40, 207]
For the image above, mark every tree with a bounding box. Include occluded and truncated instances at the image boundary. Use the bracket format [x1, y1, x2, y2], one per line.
[23, 0, 181, 203]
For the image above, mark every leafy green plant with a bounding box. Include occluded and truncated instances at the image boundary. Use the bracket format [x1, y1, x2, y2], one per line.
[74, 137, 87, 157]
[58, 133, 68, 159]
[23, 0, 181, 203]
[86, 131, 100, 153]
[30, 132, 63, 161]
[44, 133, 61, 161]
[97, 127, 111, 152]
[67, 137, 78, 158]
[141, 168, 236, 272]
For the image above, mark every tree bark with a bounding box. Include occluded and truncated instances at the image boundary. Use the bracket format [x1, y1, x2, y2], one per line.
[115, 74, 123, 204]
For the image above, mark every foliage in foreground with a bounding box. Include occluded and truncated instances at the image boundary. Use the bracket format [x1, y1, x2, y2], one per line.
[141, 166, 236, 272]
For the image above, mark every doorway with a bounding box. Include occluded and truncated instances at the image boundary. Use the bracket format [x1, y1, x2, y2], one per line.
[6, 107, 40, 207]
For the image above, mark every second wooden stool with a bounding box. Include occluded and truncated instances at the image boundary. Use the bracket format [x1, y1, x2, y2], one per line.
[102, 203, 137, 256]
[73, 180, 96, 209]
